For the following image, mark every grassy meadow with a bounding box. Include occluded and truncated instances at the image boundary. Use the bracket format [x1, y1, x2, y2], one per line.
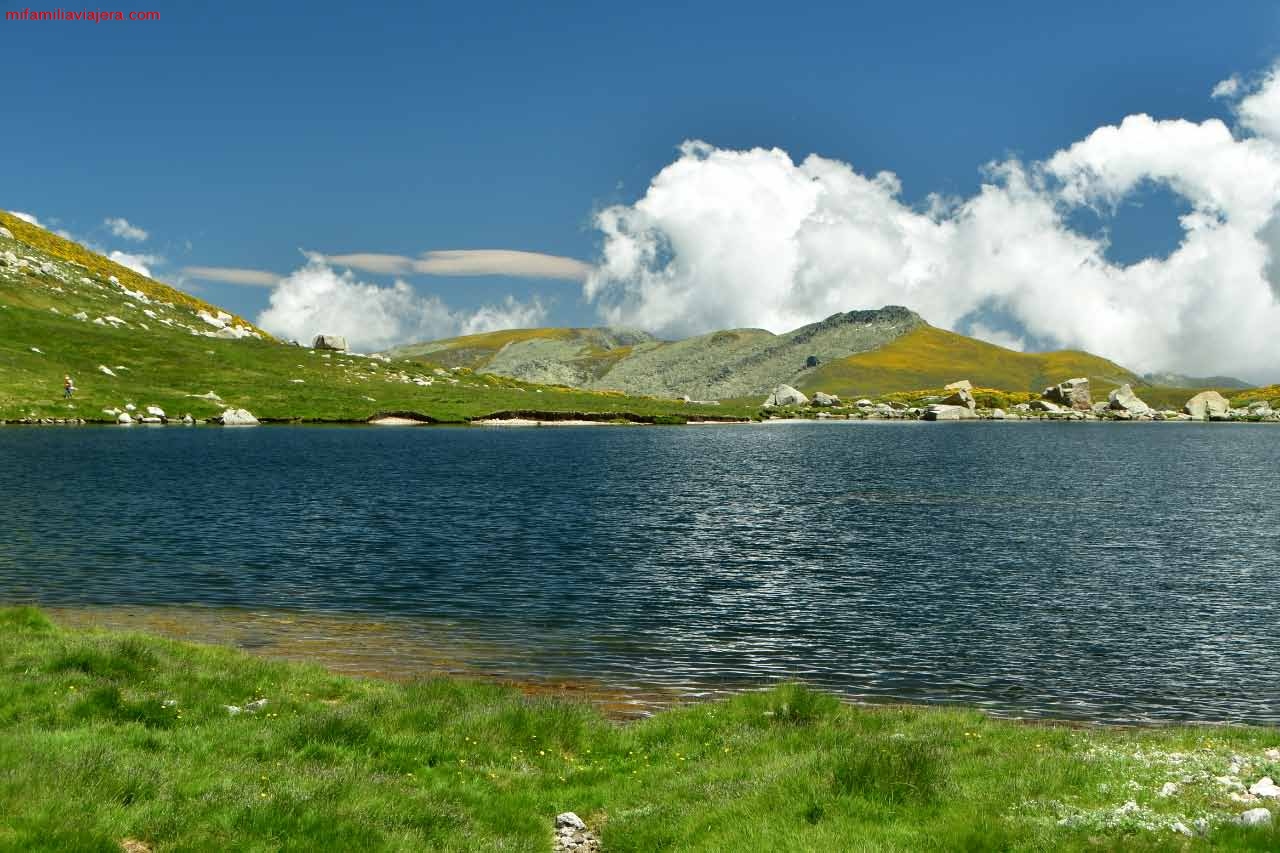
[2, 607, 1279, 851]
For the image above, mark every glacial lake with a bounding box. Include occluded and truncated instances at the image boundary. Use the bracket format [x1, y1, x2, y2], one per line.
[3, 421, 1279, 724]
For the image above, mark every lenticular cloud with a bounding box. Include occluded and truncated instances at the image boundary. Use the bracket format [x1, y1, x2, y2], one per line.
[586, 64, 1280, 381]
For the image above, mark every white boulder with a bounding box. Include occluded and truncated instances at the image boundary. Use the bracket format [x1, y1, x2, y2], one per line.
[1108, 384, 1151, 415]
[1184, 390, 1231, 421]
[1249, 777, 1280, 798]
[97, 365, 117, 377]
[116, 412, 133, 425]
[218, 408, 259, 426]
[0, 226, 13, 240]
[1236, 807, 1272, 827]
[764, 384, 808, 407]
[145, 406, 166, 418]
[313, 334, 349, 351]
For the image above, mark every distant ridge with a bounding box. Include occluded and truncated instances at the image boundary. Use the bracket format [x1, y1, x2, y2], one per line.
[387, 306, 1151, 400]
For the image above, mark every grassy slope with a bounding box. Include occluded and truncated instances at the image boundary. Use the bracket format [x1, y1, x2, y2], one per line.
[0, 221, 749, 424]
[2, 607, 1279, 851]
[799, 326, 1141, 398]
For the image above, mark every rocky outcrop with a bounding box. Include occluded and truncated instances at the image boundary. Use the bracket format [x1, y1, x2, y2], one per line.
[1108, 384, 1151, 415]
[811, 391, 839, 407]
[218, 408, 260, 426]
[313, 334, 349, 351]
[764, 384, 809, 407]
[944, 379, 973, 391]
[0, 227, 13, 240]
[1184, 390, 1231, 421]
[940, 387, 976, 410]
[1044, 377, 1092, 411]
[1029, 400, 1063, 413]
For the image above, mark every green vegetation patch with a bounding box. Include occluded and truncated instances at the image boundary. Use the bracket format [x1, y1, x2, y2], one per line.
[2, 608, 1279, 850]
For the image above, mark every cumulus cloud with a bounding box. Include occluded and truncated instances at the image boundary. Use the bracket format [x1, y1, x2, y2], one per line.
[9, 211, 42, 227]
[107, 251, 162, 278]
[587, 64, 1280, 381]
[104, 217, 148, 242]
[319, 249, 590, 281]
[256, 260, 547, 351]
[182, 266, 280, 287]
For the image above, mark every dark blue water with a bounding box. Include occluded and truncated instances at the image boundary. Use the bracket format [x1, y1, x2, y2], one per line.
[3, 422, 1279, 724]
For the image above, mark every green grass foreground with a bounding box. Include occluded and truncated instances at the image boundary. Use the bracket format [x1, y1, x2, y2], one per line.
[2, 607, 1279, 851]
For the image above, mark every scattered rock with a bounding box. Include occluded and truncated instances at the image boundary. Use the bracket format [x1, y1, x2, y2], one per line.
[218, 408, 259, 426]
[1249, 777, 1280, 798]
[1171, 821, 1194, 837]
[313, 334, 349, 351]
[991, 408, 1007, 419]
[181, 414, 195, 425]
[1184, 390, 1231, 421]
[1158, 782, 1179, 798]
[923, 404, 977, 421]
[811, 391, 839, 407]
[1108, 384, 1151, 415]
[116, 413, 133, 425]
[1029, 400, 1062, 413]
[1236, 807, 1272, 827]
[0, 226, 13, 240]
[224, 705, 242, 716]
[244, 698, 269, 713]
[764, 384, 809, 407]
[145, 406, 165, 418]
[98, 364, 117, 377]
[1043, 377, 1092, 411]
[553, 812, 599, 853]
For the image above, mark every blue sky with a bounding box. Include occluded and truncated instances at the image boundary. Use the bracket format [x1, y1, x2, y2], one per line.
[5, 1, 1280, 376]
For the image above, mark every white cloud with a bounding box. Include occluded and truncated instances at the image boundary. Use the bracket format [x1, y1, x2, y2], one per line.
[256, 260, 547, 351]
[104, 217, 149, 242]
[182, 266, 280, 287]
[1212, 75, 1241, 99]
[320, 249, 590, 281]
[107, 251, 162, 278]
[9, 211, 42, 227]
[587, 63, 1280, 381]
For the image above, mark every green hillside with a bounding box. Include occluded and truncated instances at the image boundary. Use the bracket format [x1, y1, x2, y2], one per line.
[0, 214, 747, 424]
[798, 325, 1140, 398]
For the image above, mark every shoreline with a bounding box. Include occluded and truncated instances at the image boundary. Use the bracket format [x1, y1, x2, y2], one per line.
[30, 602, 1269, 729]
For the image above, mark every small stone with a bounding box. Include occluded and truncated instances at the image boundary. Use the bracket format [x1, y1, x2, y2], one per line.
[1172, 821, 1193, 837]
[224, 705, 242, 716]
[1158, 781, 1178, 797]
[555, 812, 587, 831]
[244, 698, 268, 713]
